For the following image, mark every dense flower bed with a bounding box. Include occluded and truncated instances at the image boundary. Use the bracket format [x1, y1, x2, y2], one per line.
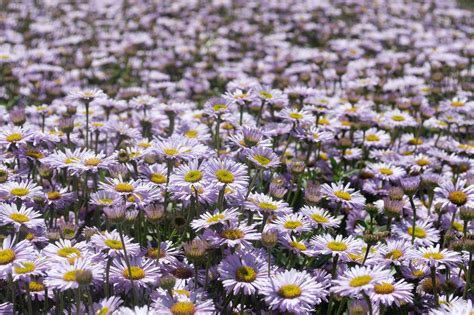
[0, 0, 473, 314]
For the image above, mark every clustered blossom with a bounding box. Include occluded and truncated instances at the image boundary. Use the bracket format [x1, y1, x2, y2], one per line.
[0, 0, 473, 314]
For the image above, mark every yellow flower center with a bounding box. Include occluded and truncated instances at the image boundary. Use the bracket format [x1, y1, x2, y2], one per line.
[29, 281, 44, 292]
[451, 101, 465, 107]
[170, 301, 196, 315]
[185, 130, 198, 138]
[14, 262, 35, 274]
[163, 148, 178, 156]
[99, 198, 113, 205]
[289, 241, 307, 251]
[212, 104, 227, 111]
[374, 282, 395, 294]
[349, 275, 372, 287]
[0, 249, 15, 265]
[6, 133, 23, 142]
[391, 115, 406, 122]
[327, 241, 348, 251]
[173, 289, 191, 297]
[221, 229, 244, 240]
[215, 169, 234, 183]
[258, 202, 278, 211]
[122, 266, 145, 280]
[9, 212, 30, 223]
[114, 183, 134, 193]
[253, 155, 271, 165]
[10, 188, 30, 196]
[385, 249, 403, 260]
[283, 220, 303, 229]
[64, 157, 80, 164]
[63, 270, 78, 281]
[57, 247, 81, 258]
[96, 307, 109, 315]
[206, 213, 225, 223]
[334, 190, 351, 201]
[104, 239, 123, 250]
[366, 134, 380, 141]
[416, 159, 430, 166]
[84, 158, 101, 166]
[184, 170, 203, 183]
[452, 221, 464, 232]
[379, 168, 394, 175]
[413, 270, 425, 277]
[448, 191, 467, 206]
[289, 112, 303, 120]
[278, 284, 302, 299]
[47, 191, 61, 200]
[26, 150, 44, 159]
[407, 226, 426, 239]
[422, 252, 445, 260]
[150, 173, 167, 184]
[235, 266, 257, 282]
[147, 247, 166, 259]
[310, 213, 329, 223]
[259, 91, 273, 99]
[408, 138, 423, 145]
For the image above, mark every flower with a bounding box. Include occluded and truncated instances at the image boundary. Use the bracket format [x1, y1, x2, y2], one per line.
[312, 234, 361, 262]
[190, 208, 239, 231]
[0, 126, 34, 147]
[203, 222, 260, 249]
[0, 236, 34, 277]
[68, 88, 106, 101]
[0, 204, 44, 231]
[367, 162, 406, 182]
[331, 265, 392, 297]
[300, 206, 341, 229]
[0, 180, 43, 201]
[90, 230, 141, 258]
[43, 239, 89, 263]
[204, 158, 248, 191]
[435, 179, 474, 209]
[393, 220, 440, 247]
[369, 278, 414, 307]
[218, 251, 267, 295]
[321, 182, 366, 210]
[110, 257, 160, 292]
[246, 146, 280, 169]
[269, 213, 310, 235]
[414, 245, 461, 268]
[245, 193, 292, 216]
[44, 257, 103, 291]
[152, 290, 215, 314]
[260, 269, 327, 314]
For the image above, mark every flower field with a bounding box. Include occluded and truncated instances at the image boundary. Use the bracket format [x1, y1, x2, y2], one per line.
[0, 0, 473, 314]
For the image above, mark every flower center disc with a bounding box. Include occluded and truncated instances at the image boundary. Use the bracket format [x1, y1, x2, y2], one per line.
[122, 266, 145, 280]
[170, 301, 196, 315]
[327, 241, 348, 251]
[105, 239, 123, 249]
[407, 226, 426, 238]
[422, 252, 445, 260]
[253, 155, 271, 165]
[0, 249, 16, 265]
[349, 275, 372, 287]
[374, 282, 395, 294]
[114, 183, 135, 193]
[215, 169, 234, 183]
[235, 266, 257, 282]
[221, 229, 244, 240]
[184, 170, 203, 183]
[278, 284, 302, 299]
[334, 190, 352, 201]
[311, 214, 329, 223]
[14, 262, 35, 274]
[10, 188, 29, 196]
[6, 133, 23, 142]
[10, 213, 30, 223]
[284, 220, 303, 229]
[448, 191, 467, 206]
[57, 247, 81, 258]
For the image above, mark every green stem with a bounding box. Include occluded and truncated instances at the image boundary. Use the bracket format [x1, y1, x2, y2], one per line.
[409, 197, 417, 245]
[430, 266, 439, 306]
[463, 252, 472, 299]
[118, 224, 137, 306]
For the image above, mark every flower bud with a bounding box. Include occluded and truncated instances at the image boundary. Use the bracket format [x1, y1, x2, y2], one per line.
[261, 230, 278, 249]
[159, 274, 176, 290]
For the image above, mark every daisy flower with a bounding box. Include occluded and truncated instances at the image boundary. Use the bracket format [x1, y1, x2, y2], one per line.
[110, 257, 160, 292]
[68, 88, 106, 101]
[0, 203, 44, 232]
[153, 135, 194, 161]
[278, 107, 313, 125]
[42, 148, 87, 169]
[0, 236, 34, 276]
[12, 255, 48, 281]
[190, 208, 239, 231]
[367, 162, 406, 182]
[295, 125, 333, 144]
[0, 126, 34, 147]
[0, 180, 43, 201]
[321, 182, 366, 210]
[269, 213, 311, 235]
[45, 257, 104, 291]
[331, 265, 392, 297]
[153, 291, 215, 314]
[204, 158, 248, 191]
[260, 269, 327, 314]
[228, 127, 272, 151]
[355, 128, 390, 148]
[246, 146, 280, 169]
[90, 230, 141, 258]
[245, 193, 292, 216]
[435, 179, 474, 210]
[369, 278, 414, 307]
[140, 164, 168, 186]
[300, 206, 341, 229]
[203, 222, 260, 249]
[414, 245, 461, 268]
[393, 220, 440, 247]
[43, 239, 89, 263]
[169, 160, 206, 189]
[376, 240, 415, 266]
[312, 234, 361, 262]
[90, 190, 121, 207]
[281, 235, 313, 256]
[91, 296, 123, 315]
[99, 176, 152, 201]
[218, 252, 267, 295]
[382, 109, 417, 128]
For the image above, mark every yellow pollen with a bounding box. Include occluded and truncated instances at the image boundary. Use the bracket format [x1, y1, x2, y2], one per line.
[122, 266, 145, 280]
[163, 148, 178, 156]
[310, 213, 329, 223]
[173, 289, 191, 297]
[206, 213, 225, 223]
[253, 155, 271, 165]
[57, 247, 81, 258]
[258, 202, 278, 211]
[422, 252, 445, 260]
[221, 229, 244, 240]
[289, 112, 303, 120]
[6, 133, 23, 142]
[14, 262, 35, 274]
[349, 275, 372, 287]
[150, 173, 167, 184]
[448, 191, 467, 206]
[84, 158, 101, 166]
[10, 188, 30, 197]
[451, 101, 465, 107]
[0, 249, 15, 265]
[114, 183, 134, 193]
[215, 169, 234, 183]
[385, 249, 403, 260]
[63, 270, 78, 282]
[29, 281, 44, 292]
[278, 284, 302, 299]
[26, 150, 44, 159]
[407, 226, 426, 239]
[452, 221, 464, 232]
[374, 282, 395, 294]
[379, 168, 394, 175]
[64, 157, 80, 164]
[96, 307, 109, 315]
[366, 134, 380, 141]
[9, 212, 30, 223]
[184, 170, 203, 183]
[170, 301, 196, 315]
[408, 138, 423, 145]
[212, 104, 227, 111]
[185, 130, 198, 138]
[283, 220, 303, 229]
[235, 266, 257, 282]
[47, 191, 61, 200]
[104, 239, 123, 250]
[391, 115, 406, 122]
[327, 241, 348, 251]
[334, 190, 351, 201]
[289, 241, 307, 251]
[99, 198, 113, 205]
[416, 159, 430, 166]
[259, 91, 273, 99]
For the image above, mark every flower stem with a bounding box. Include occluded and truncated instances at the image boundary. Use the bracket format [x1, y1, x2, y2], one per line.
[409, 196, 417, 245]
[118, 224, 137, 306]
[430, 266, 439, 306]
[463, 252, 472, 299]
